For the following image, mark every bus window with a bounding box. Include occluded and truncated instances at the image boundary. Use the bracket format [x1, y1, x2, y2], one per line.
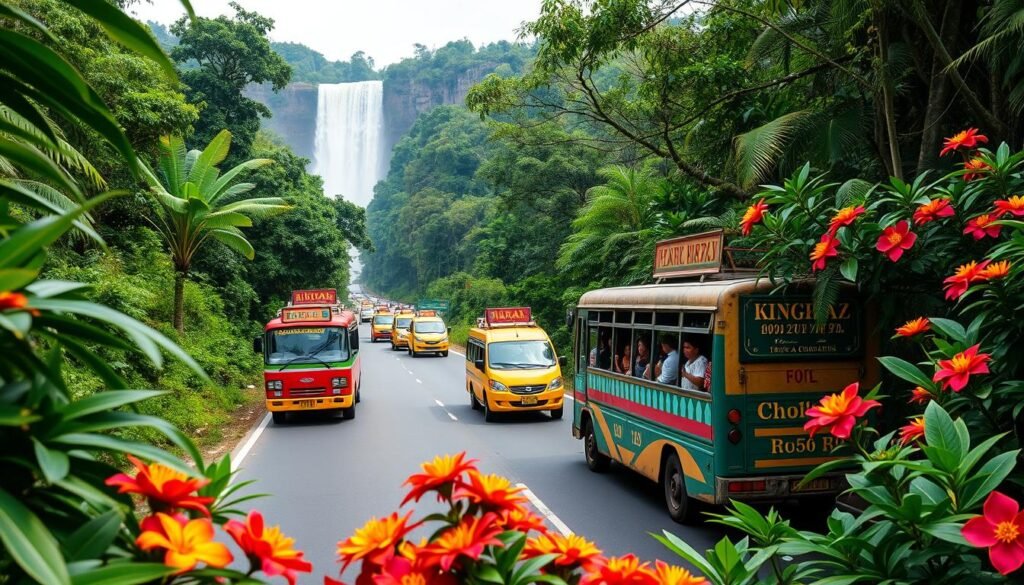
[592, 326, 612, 370]
[653, 331, 680, 385]
[633, 329, 654, 380]
[612, 326, 632, 375]
[680, 335, 710, 392]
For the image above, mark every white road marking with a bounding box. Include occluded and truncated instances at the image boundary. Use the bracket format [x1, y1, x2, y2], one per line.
[434, 399, 445, 407]
[416, 378, 423, 384]
[434, 399, 459, 421]
[565, 393, 574, 402]
[447, 412, 458, 421]
[450, 350, 465, 357]
[232, 412, 270, 472]
[517, 483, 573, 536]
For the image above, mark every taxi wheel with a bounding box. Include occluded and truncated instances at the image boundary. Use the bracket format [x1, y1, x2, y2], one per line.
[271, 411, 287, 425]
[550, 405, 564, 420]
[441, 351, 448, 357]
[584, 420, 610, 472]
[469, 384, 481, 410]
[663, 452, 696, 524]
[483, 391, 497, 423]
[342, 405, 355, 420]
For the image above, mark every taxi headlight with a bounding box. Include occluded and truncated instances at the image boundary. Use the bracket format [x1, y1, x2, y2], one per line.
[489, 380, 508, 392]
[548, 377, 564, 390]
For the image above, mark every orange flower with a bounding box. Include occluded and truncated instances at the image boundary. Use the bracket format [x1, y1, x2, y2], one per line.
[943, 260, 989, 300]
[0, 291, 30, 311]
[524, 533, 604, 571]
[876, 220, 917, 262]
[980, 260, 1011, 280]
[654, 561, 707, 585]
[803, 382, 880, 439]
[105, 455, 213, 515]
[908, 386, 932, 405]
[419, 513, 503, 571]
[581, 554, 659, 585]
[372, 556, 457, 585]
[994, 195, 1024, 218]
[933, 344, 991, 392]
[895, 317, 930, 338]
[225, 510, 312, 585]
[965, 214, 1002, 240]
[940, 128, 988, 157]
[913, 198, 955, 225]
[809, 234, 839, 272]
[497, 507, 548, 534]
[454, 471, 527, 512]
[899, 418, 926, 445]
[828, 205, 866, 234]
[739, 199, 768, 236]
[402, 452, 477, 505]
[136, 513, 232, 573]
[963, 158, 991, 181]
[337, 512, 416, 571]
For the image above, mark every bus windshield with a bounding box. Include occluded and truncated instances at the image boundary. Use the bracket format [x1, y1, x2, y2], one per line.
[373, 315, 394, 325]
[396, 317, 412, 328]
[488, 340, 556, 370]
[266, 327, 349, 365]
[414, 321, 446, 334]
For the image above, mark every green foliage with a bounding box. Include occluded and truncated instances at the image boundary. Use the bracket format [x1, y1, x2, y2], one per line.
[271, 42, 379, 83]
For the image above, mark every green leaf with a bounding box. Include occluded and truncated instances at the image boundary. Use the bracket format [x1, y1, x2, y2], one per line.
[50, 433, 193, 476]
[0, 192, 119, 270]
[927, 318, 967, 343]
[32, 437, 70, 482]
[0, 403, 42, 426]
[63, 511, 121, 561]
[923, 402, 964, 458]
[963, 450, 1020, 509]
[59, 390, 165, 422]
[0, 268, 39, 291]
[877, 356, 934, 389]
[839, 256, 858, 281]
[920, 522, 967, 545]
[0, 487, 70, 585]
[61, 0, 177, 79]
[70, 562, 176, 585]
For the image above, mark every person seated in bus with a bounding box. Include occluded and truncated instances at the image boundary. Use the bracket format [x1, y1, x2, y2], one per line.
[655, 335, 679, 385]
[613, 341, 631, 374]
[679, 338, 710, 392]
[634, 338, 651, 378]
[589, 330, 612, 370]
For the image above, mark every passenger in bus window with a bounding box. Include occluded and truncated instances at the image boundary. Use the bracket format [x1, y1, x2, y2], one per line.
[655, 335, 679, 385]
[634, 337, 651, 378]
[614, 341, 631, 374]
[589, 329, 611, 369]
[680, 339, 709, 392]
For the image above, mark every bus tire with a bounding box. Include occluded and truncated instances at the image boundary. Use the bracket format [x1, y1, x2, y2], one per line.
[271, 411, 287, 425]
[550, 405, 564, 420]
[342, 405, 355, 420]
[584, 419, 610, 472]
[663, 452, 696, 524]
[483, 392, 497, 423]
[469, 385, 481, 410]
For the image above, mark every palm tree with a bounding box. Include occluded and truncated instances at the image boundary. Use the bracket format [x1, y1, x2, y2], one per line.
[140, 130, 289, 333]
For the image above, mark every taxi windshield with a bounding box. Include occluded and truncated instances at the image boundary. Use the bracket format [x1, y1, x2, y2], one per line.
[488, 340, 556, 370]
[414, 321, 446, 333]
[266, 327, 349, 365]
[373, 315, 394, 325]
[396, 317, 413, 328]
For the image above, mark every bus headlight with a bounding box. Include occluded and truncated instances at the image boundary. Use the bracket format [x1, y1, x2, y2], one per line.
[266, 380, 283, 391]
[548, 377, 564, 390]
[489, 380, 508, 392]
[273, 390, 282, 398]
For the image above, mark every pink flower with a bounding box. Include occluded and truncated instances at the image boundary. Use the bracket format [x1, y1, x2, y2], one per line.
[876, 221, 917, 262]
[962, 491, 1024, 575]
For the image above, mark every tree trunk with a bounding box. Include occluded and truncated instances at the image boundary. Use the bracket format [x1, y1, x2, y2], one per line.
[916, 0, 960, 174]
[875, 5, 904, 180]
[174, 270, 186, 335]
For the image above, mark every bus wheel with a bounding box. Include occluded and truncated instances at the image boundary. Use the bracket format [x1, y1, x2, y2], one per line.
[584, 420, 610, 472]
[663, 452, 696, 524]
[550, 405, 564, 420]
[272, 411, 287, 425]
[469, 385, 481, 410]
[483, 392, 497, 423]
[342, 405, 355, 420]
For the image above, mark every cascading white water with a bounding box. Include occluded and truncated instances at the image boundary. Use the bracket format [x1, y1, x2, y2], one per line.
[312, 81, 384, 207]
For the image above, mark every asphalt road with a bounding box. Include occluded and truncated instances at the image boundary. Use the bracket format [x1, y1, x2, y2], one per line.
[232, 324, 737, 583]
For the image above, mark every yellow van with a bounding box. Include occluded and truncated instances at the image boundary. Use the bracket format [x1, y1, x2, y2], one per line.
[465, 307, 567, 422]
[370, 310, 394, 343]
[408, 312, 450, 357]
[390, 311, 415, 351]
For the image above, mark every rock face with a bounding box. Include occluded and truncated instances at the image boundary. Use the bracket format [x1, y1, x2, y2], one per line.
[245, 82, 319, 160]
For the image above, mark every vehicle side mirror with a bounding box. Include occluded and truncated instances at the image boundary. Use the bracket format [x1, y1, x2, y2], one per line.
[558, 356, 567, 367]
[474, 358, 485, 370]
[253, 336, 263, 354]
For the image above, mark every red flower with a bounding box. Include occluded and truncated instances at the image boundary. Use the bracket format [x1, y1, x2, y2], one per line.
[136, 513, 232, 573]
[809, 234, 840, 272]
[654, 561, 707, 585]
[225, 511, 312, 585]
[964, 214, 1002, 240]
[803, 382, 880, 439]
[895, 317, 930, 337]
[419, 514, 503, 571]
[908, 386, 932, 405]
[943, 260, 990, 300]
[933, 344, 991, 392]
[337, 512, 416, 571]
[739, 199, 768, 236]
[913, 198, 955, 225]
[454, 471, 527, 512]
[523, 533, 604, 571]
[899, 418, 926, 445]
[371, 555, 457, 585]
[962, 491, 1024, 575]
[876, 220, 917, 262]
[105, 455, 213, 515]
[0, 291, 30, 311]
[828, 205, 866, 234]
[581, 554, 659, 585]
[980, 260, 1011, 280]
[963, 158, 991, 181]
[402, 452, 477, 505]
[940, 128, 988, 157]
[994, 196, 1024, 217]
[497, 507, 548, 534]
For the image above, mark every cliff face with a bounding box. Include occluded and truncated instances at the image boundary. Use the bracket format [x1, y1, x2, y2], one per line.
[246, 82, 319, 160]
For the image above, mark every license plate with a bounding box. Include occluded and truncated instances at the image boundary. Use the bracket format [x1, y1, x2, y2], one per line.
[520, 396, 538, 405]
[296, 400, 315, 409]
[791, 478, 833, 493]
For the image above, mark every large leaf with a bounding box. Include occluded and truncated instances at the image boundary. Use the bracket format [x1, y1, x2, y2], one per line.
[63, 510, 122, 562]
[0, 137, 79, 196]
[70, 562, 176, 585]
[186, 129, 232, 191]
[208, 158, 273, 203]
[0, 192, 118, 269]
[154, 135, 187, 196]
[32, 437, 70, 482]
[0, 487, 70, 585]
[877, 356, 934, 389]
[734, 110, 811, 189]
[50, 433, 193, 475]
[210, 228, 255, 260]
[58, 390, 165, 422]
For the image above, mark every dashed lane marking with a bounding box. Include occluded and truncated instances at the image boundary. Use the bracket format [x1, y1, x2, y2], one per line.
[416, 378, 423, 384]
[434, 399, 459, 421]
[517, 483, 573, 536]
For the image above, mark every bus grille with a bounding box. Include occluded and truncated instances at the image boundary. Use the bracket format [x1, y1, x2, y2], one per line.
[289, 387, 325, 398]
[511, 385, 545, 395]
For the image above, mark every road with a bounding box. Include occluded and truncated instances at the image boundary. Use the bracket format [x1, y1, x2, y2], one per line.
[233, 323, 731, 583]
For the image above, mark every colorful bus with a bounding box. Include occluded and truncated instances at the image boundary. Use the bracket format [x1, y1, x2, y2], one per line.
[570, 233, 877, 522]
[254, 289, 361, 424]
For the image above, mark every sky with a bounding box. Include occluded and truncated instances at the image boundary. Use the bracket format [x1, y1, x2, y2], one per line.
[130, 0, 543, 67]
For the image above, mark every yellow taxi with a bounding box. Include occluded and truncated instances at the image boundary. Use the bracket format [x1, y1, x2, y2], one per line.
[370, 310, 394, 343]
[465, 307, 567, 422]
[408, 311, 450, 357]
[390, 310, 415, 351]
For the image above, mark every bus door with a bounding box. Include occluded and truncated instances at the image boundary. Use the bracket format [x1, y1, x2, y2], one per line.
[572, 313, 587, 423]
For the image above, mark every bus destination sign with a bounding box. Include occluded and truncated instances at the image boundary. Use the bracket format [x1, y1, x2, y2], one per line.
[281, 307, 332, 323]
[653, 230, 723, 278]
[485, 307, 532, 326]
[739, 295, 863, 362]
[291, 289, 337, 305]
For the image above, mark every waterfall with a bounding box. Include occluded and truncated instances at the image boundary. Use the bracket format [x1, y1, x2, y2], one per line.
[312, 81, 384, 208]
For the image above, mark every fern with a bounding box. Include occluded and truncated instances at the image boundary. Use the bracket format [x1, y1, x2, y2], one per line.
[734, 110, 811, 189]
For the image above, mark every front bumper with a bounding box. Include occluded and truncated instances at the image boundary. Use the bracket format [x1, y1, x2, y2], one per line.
[487, 388, 564, 412]
[372, 329, 390, 339]
[266, 395, 353, 412]
[411, 339, 449, 352]
[392, 336, 409, 347]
